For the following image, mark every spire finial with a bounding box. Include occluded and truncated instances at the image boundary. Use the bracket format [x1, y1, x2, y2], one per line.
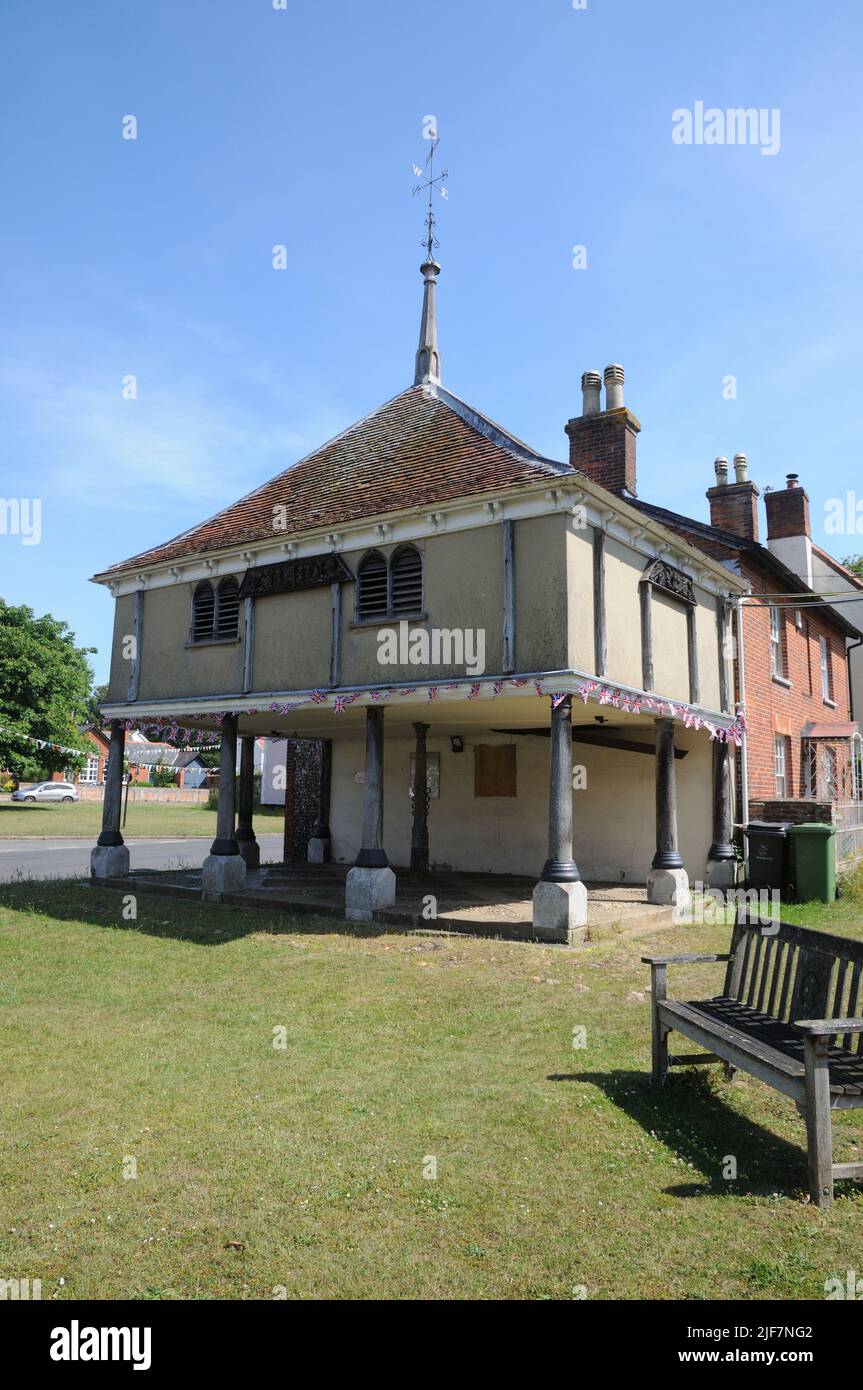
[411, 135, 448, 385]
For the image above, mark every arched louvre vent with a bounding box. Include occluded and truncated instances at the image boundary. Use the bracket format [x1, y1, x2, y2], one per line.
[216, 577, 241, 638]
[391, 546, 423, 615]
[192, 582, 216, 641]
[357, 551, 388, 619]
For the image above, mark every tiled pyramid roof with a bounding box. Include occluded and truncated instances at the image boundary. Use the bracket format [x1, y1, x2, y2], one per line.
[96, 383, 569, 578]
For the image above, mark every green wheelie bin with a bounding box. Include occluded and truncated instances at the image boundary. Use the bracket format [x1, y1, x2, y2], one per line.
[788, 822, 837, 903]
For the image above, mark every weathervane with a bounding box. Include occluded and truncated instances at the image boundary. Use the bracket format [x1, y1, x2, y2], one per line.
[412, 137, 448, 261]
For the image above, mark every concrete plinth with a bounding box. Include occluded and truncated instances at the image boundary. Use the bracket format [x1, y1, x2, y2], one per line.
[307, 836, 330, 864]
[90, 844, 130, 880]
[237, 839, 260, 869]
[532, 879, 588, 944]
[345, 865, 396, 922]
[202, 853, 247, 897]
[647, 867, 690, 908]
[706, 857, 737, 889]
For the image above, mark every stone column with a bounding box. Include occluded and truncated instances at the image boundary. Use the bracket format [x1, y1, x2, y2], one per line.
[308, 738, 332, 863]
[647, 718, 690, 908]
[202, 715, 246, 895]
[90, 719, 130, 879]
[410, 722, 430, 871]
[235, 734, 260, 869]
[345, 706, 395, 921]
[706, 738, 736, 888]
[532, 696, 587, 943]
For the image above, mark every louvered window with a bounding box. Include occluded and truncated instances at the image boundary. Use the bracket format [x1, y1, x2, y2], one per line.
[357, 551, 389, 619]
[390, 546, 423, 615]
[192, 582, 216, 641]
[216, 576, 241, 639]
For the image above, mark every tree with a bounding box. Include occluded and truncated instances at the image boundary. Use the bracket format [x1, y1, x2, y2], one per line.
[841, 554, 863, 579]
[0, 599, 95, 781]
[85, 682, 109, 726]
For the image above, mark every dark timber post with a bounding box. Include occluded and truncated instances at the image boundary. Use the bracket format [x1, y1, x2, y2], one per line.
[202, 714, 246, 893]
[91, 719, 131, 878]
[540, 697, 580, 883]
[706, 737, 736, 886]
[210, 715, 240, 856]
[355, 706, 387, 869]
[236, 734, 260, 868]
[410, 721, 430, 870]
[647, 717, 689, 907]
[652, 719, 684, 872]
[345, 706, 395, 920]
[308, 738, 332, 862]
[98, 720, 126, 849]
[532, 694, 587, 941]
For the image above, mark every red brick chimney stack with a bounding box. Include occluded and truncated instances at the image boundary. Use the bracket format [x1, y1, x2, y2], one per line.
[565, 364, 641, 496]
[706, 452, 760, 541]
[765, 472, 811, 541]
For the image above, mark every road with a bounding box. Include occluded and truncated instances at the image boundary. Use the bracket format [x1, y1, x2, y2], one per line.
[0, 835, 284, 883]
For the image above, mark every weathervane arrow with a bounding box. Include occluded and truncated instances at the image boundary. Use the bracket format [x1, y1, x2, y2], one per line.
[412, 136, 448, 261]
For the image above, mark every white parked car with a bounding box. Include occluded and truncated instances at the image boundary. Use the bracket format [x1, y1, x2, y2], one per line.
[11, 781, 79, 803]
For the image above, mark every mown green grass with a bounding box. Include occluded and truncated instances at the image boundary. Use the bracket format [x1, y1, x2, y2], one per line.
[0, 799, 283, 839]
[2, 879, 863, 1301]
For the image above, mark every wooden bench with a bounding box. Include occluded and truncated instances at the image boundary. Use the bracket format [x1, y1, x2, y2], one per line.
[643, 913, 863, 1207]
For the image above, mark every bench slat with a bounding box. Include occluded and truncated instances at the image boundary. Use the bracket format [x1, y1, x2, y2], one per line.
[659, 998, 863, 1096]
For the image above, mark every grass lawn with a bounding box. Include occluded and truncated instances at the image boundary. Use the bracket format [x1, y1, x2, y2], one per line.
[2, 879, 863, 1300]
[0, 798, 283, 839]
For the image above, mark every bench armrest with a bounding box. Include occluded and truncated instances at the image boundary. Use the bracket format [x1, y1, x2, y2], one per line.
[793, 1018, 863, 1037]
[641, 953, 732, 966]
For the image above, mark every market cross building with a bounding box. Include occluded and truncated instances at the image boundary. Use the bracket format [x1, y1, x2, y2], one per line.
[91, 255, 749, 942]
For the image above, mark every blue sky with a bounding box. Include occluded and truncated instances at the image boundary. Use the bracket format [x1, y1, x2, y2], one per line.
[1, 0, 861, 683]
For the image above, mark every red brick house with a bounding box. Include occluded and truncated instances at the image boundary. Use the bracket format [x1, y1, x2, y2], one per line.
[54, 726, 209, 789]
[629, 459, 861, 832]
[565, 380, 861, 868]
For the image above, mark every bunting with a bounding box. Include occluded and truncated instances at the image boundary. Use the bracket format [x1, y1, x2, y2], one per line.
[114, 674, 747, 745]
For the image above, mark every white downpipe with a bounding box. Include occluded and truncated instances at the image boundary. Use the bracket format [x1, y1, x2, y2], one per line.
[735, 597, 751, 868]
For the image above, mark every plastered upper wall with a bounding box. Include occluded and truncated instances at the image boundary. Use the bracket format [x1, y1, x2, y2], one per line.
[651, 589, 691, 703]
[513, 514, 569, 673]
[565, 523, 595, 675]
[134, 581, 244, 701]
[602, 536, 647, 689]
[103, 509, 731, 711]
[107, 593, 137, 702]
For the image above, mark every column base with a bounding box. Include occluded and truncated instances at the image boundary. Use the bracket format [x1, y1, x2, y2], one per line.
[90, 844, 130, 880]
[237, 838, 260, 869]
[706, 857, 737, 889]
[647, 867, 690, 908]
[532, 879, 588, 944]
[307, 836, 330, 864]
[202, 853, 247, 897]
[345, 865, 396, 922]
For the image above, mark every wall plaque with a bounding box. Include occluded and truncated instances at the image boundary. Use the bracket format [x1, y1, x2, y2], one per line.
[238, 553, 354, 599]
[641, 558, 695, 605]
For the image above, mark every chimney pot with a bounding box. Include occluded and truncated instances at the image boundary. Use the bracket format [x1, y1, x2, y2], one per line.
[765, 471, 810, 543]
[603, 363, 625, 411]
[581, 370, 602, 417]
[707, 454, 760, 541]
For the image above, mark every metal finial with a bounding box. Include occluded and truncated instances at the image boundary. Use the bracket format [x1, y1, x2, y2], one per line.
[412, 136, 448, 261]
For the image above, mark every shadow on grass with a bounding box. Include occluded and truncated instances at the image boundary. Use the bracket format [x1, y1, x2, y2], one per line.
[550, 1067, 817, 1200]
[0, 876, 396, 946]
